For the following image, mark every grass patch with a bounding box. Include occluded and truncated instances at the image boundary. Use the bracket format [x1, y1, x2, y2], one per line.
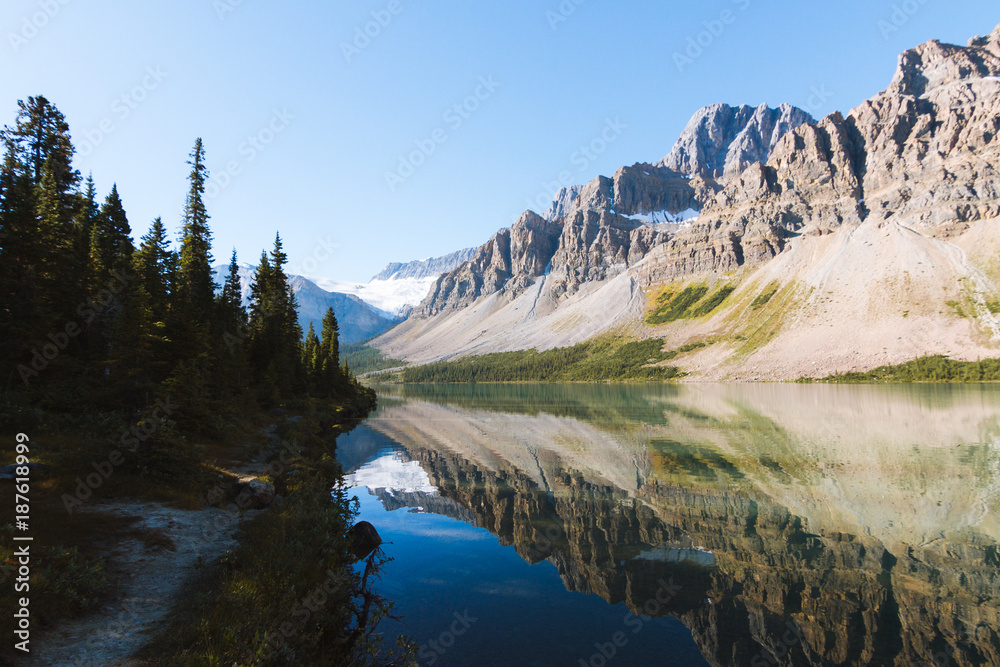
[692, 286, 735, 317]
[400, 337, 698, 383]
[750, 283, 779, 310]
[946, 300, 967, 318]
[646, 284, 735, 325]
[816, 355, 1000, 383]
[646, 285, 709, 324]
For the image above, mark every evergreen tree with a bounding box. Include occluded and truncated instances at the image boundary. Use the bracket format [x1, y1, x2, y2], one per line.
[1, 95, 78, 191]
[75, 173, 99, 289]
[177, 138, 214, 317]
[218, 249, 246, 333]
[0, 97, 80, 385]
[248, 234, 303, 400]
[134, 217, 172, 324]
[89, 184, 134, 290]
[302, 321, 320, 390]
[318, 306, 342, 395]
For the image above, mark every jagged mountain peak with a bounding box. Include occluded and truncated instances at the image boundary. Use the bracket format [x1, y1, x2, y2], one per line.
[371, 247, 477, 282]
[889, 25, 1000, 98]
[656, 102, 814, 180]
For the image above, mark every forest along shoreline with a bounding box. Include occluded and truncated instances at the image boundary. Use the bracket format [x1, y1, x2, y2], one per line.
[0, 96, 414, 665]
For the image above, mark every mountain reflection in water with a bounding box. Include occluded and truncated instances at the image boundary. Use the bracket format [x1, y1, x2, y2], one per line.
[341, 383, 1000, 667]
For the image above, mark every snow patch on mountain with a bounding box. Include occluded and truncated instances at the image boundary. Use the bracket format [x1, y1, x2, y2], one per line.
[308, 276, 439, 318]
[626, 208, 701, 224]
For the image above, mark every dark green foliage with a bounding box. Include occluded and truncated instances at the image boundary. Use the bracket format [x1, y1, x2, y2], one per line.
[820, 355, 1000, 383]
[751, 284, 779, 310]
[342, 341, 408, 375]
[0, 95, 385, 662]
[692, 286, 735, 317]
[646, 285, 709, 324]
[177, 138, 215, 318]
[401, 337, 683, 383]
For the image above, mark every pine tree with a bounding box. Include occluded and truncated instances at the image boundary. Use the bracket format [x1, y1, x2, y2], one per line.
[134, 217, 172, 324]
[218, 249, 246, 332]
[319, 306, 342, 395]
[248, 234, 303, 400]
[0, 97, 80, 385]
[302, 321, 320, 390]
[177, 138, 215, 318]
[75, 174, 99, 289]
[89, 184, 134, 291]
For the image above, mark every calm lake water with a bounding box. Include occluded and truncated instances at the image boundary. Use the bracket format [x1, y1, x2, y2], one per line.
[338, 384, 1000, 667]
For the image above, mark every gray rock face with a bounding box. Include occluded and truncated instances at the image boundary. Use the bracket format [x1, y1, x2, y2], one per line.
[640, 24, 1000, 284]
[416, 24, 1000, 325]
[543, 185, 584, 221]
[657, 102, 814, 180]
[288, 275, 399, 342]
[417, 211, 561, 317]
[415, 209, 670, 316]
[371, 248, 477, 281]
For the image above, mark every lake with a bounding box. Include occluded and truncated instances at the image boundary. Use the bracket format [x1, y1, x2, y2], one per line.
[338, 383, 1000, 666]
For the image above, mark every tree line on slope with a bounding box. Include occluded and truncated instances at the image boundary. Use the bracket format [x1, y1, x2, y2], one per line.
[399, 337, 686, 383]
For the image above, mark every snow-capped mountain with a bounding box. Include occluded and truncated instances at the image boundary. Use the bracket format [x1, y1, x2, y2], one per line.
[212, 264, 399, 343]
[307, 248, 476, 318]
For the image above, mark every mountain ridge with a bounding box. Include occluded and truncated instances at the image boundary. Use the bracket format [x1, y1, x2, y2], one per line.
[375, 23, 1000, 380]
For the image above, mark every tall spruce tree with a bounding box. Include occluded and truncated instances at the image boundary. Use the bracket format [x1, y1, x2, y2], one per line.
[177, 138, 214, 318]
[0, 97, 80, 385]
[248, 234, 303, 400]
[318, 307, 342, 395]
[89, 184, 134, 290]
[134, 217, 172, 324]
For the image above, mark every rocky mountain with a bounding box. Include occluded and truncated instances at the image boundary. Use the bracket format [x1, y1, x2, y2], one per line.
[376, 24, 1000, 379]
[656, 102, 814, 180]
[311, 248, 477, 318]
[412, 101, 815, 321]
[371, 247, 476, 281]
[212, 264, 399, 343]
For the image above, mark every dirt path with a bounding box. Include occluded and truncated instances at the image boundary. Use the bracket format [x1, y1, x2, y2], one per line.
[23, 423, 294, 666]
[26, 501, 247, 666]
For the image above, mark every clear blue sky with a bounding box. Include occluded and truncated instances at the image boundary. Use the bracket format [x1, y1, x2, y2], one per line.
[1, 0, 995, 282]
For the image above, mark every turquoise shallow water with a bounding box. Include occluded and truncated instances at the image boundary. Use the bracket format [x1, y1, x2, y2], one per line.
[339, 383, 1000, 666]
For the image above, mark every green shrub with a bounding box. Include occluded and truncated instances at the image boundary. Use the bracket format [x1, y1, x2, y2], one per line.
[751, 285, 779, 310]
[646, 286, 709, 325]
[692, 286, 735, 317]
